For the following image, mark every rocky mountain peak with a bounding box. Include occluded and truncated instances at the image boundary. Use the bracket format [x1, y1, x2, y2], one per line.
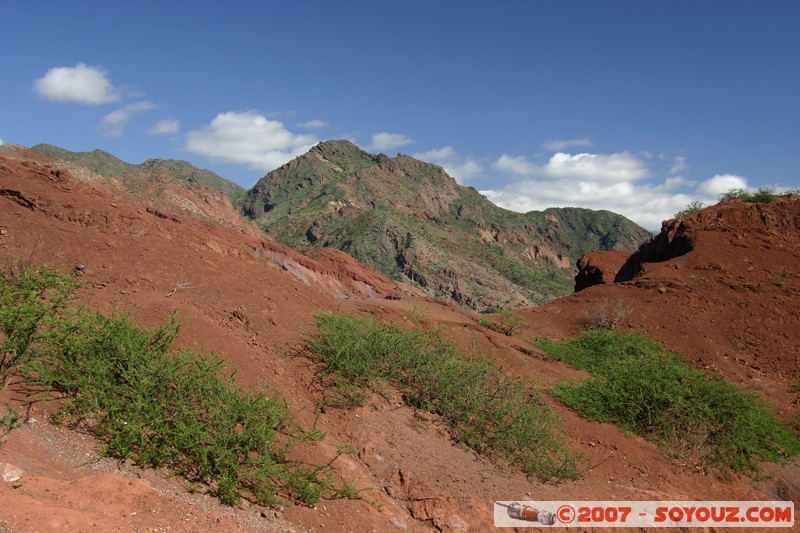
[242, 140, 652, 309]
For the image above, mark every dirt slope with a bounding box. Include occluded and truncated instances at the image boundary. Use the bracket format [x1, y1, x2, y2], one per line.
[0, 144, 261, 241]
[1, 156, 797, 532]
[531, 196, 800, 417]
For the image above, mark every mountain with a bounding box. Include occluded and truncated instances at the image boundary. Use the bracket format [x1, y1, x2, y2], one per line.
[31, 143, 246, 205]
[28, 140, 652, 309]
[242, 140, 652, 309]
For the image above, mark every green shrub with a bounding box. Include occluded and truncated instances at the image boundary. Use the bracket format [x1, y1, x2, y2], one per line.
[535, 330, 800, 475]
[674, 200, 706, 219]
[26, 307, 339, 506]
[0, 263, 80, 382]
[1, 402, 21, 439]
[1, 264, 350, 506]
[750, 186, 779, 203]
[718, 186, 778, 203]
[308, 312, 582, 481]
[718, 188, 752, 202]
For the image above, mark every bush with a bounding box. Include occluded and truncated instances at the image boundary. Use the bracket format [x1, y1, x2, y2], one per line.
[583, 300, 630, 330]
[308, 312, 582, 481]
[535, 330, 800, 475]
[718, 186, 778, 203]
[674, 200, 706, 219]
[1, 402, 21, 439]
[2, 264, 348, 506]
[477, 310, 527, 336]
[26, 307, 342, 506]
[0, 263, 80, 382]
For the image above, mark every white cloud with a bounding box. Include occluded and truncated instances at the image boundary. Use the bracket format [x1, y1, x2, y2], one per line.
[100, 101, 157, 137]
[34, 63, 120, 105]
[481, 150, 743, 231]
[493, 154, 537, 176]
[662, 175, 692, 189]
[482, 179, 691, 231]
[0, 138, 4, 146]
[540, 152, 650, 182]
[368, 132, 414, 151]
[414, 146, 456, 161]
[541, 137, 592, 151]
[493, 151, 649, 183]
[298, 119, 328, 129]
[412, 145, 482, 183]
[697, 174, 748, 199]
[445, 160, 483, 182]
[185, 111, 317, 172]
[148, 117, 180, 136]
[670, 155, 688, 175]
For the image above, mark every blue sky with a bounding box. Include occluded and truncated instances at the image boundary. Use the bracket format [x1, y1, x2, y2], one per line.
[2, 1, 798, 230]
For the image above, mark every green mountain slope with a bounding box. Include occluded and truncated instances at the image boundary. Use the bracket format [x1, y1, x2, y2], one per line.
[243, 140, 652, 309]
[32, 144, 246, 205]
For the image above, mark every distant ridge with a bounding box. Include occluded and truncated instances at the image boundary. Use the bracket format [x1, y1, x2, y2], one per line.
[32, 144, 246, 205]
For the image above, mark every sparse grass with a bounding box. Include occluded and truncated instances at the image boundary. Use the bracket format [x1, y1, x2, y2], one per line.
[535, 329, 800, 475]
[307, 312, 583, 481]
[477, 310, 527, 336]
[1, 264, 351, 507]
[319, 377, 367, 409]
[407, 304, 428, 327]
[772, 269, 791, 282]
[332, 477, 370, 499]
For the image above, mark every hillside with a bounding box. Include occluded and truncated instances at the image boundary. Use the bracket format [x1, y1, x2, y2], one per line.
[565, 194, 800, 391]
[4, 144, 257, 240]
[31, 143, 247, 205]
[521, 194, 800, 503]
[242, 140, 652, 309]
[1, 152, 798, 531]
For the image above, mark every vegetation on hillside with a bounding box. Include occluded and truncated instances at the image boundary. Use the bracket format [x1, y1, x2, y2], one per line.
[243, 140, 652, 309]
[718, 186, 779, 203]
[674, 186, 799, 219]
[307, 312, 583, 480]
[535, 329, 800, 475]
[1, 263, 348, 506]
[31, 144, 246, 205]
